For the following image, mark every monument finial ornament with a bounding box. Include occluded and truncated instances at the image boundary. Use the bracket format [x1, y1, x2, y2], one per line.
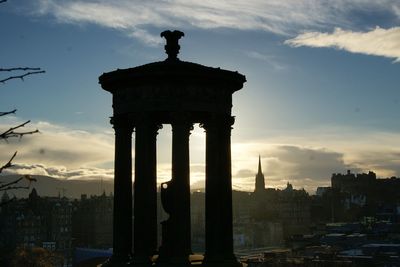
[161, 30, 184, 61]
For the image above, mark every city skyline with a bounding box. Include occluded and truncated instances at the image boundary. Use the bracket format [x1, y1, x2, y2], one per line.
[1, 1, 400, 193]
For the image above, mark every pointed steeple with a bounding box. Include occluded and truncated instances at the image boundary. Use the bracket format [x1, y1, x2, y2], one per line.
[254, 155, 266, 193]
[29, 188, 38, 200]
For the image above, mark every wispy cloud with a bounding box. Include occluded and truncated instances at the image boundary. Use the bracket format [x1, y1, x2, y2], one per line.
[5, 163, 114, 181]
[285, 27, 400, 62]
[243, 51, 286, 70]
[30, 0, 400, 45]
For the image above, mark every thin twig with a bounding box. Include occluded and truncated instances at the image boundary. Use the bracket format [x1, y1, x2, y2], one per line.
[0, 185, 30, 192]
[0, 109, 17, 116]
[0, 70, 45, 84]
[0, 175, 37, 191]
[0, 120, 39, 139]
[0, 151, 17, 174]
[0, 67, 42, 72]
[0, 176, 24, 190]
[4, 129, 39, 139]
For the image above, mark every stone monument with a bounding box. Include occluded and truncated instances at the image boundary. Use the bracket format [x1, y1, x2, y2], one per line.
[99, 30, 246, 267]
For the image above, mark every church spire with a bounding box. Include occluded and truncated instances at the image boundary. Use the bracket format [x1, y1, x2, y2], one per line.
[254, 155, 266, 193]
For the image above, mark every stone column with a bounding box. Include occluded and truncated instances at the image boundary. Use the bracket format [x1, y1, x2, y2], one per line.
[203, 115, 239, 267]
[107, 116, 134, 266]
[133, 115, 161, 265]
[158, 114, 192, 266]
[171, 114, 193, 261]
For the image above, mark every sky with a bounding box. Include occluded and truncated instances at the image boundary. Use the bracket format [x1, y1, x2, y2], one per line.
[1, 0, 400, 193]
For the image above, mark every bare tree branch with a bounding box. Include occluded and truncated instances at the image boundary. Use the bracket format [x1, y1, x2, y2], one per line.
[0, 185, 29, 191]
[0, 67, 42, 72]
[0, 175, 37, 192]
[0, 120, 39, 139]
[0, 151, 17, 174]
[0, 176, 24, 190]
[0, 2, 43, 201]
[0, 69, 45, 84]
[0, 109, 17, 117]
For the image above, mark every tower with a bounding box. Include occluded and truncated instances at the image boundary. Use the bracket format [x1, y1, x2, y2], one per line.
[254, 155, 265, 193]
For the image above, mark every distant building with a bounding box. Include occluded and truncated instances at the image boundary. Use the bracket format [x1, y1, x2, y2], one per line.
[0, 188, 74, 267]
[278, 183, 311, 238]
[0, 189, 116, 266]
[331, 170, 376, 193]
[72, 192, 113, 249]
[231, 158, 312, 249]
[254, 155, 266, 194]
[312, 170, 400, 223]
[316, 187, 330, 197]
[330, 170, 400, 222]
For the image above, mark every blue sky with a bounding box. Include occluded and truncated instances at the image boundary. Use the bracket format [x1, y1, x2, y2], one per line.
[1, 0, 400, 193]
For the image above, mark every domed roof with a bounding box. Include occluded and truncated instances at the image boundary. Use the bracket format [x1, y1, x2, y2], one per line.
[99, 30, 245, 93]
[99, 60, 246, 92]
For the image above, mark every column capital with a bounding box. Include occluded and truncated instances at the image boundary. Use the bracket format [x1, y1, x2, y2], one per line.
[200, 114, 235, 131]
[170, 112, 194, 130]
[132, 113, 163, 134]
[110, 115, 134, 132]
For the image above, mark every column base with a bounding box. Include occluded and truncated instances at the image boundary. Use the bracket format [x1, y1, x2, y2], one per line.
[155, 256, 191, 267]
[101, 254, 133, 267]
[202, 255, 242, 267]
[131, 254, 154, 267]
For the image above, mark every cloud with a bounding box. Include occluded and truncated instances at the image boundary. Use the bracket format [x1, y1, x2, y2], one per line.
[230, 124, 400, 193]
[0, 118, 208, 188]
[4, 163, 114, 181]
[347, 150, 400, 178]
[3, 118, 400, 194]
[231, 143, 357, 191]
[30, 0, 400, 45]
[1, 119, 114, 170]
[285, 27, 400, 62]
[269, 145, 357, 181]
[0, 118, 116, 185]
[235, 168, 256, 179]
[243, 51, 286, 70]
